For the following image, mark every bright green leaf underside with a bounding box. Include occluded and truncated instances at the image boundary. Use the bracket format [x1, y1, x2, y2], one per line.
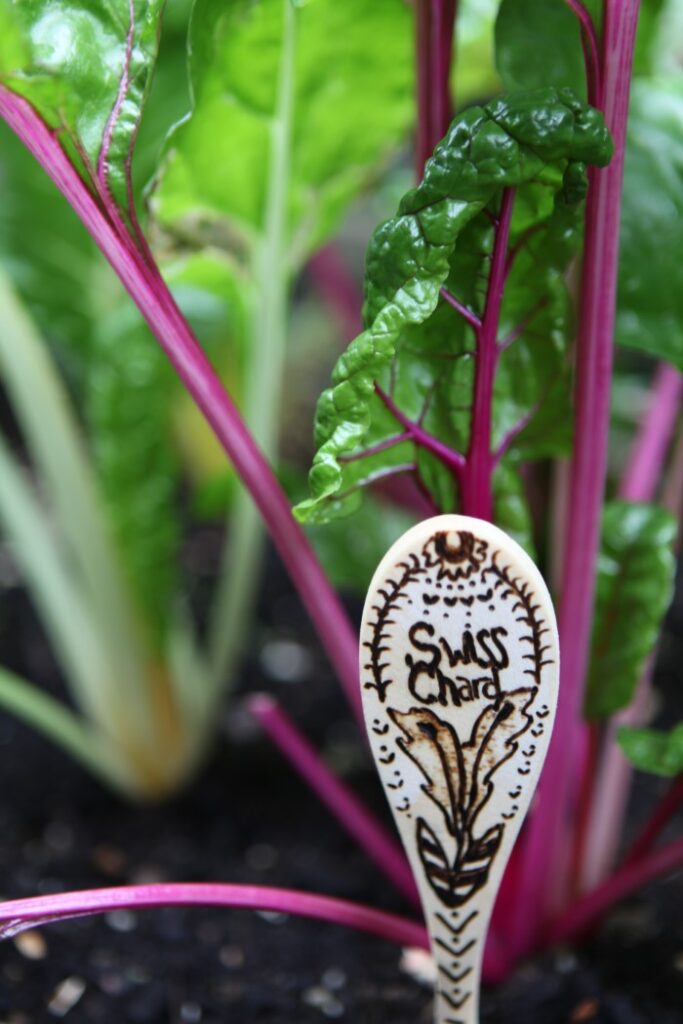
[153, 0, 414, 273]
[585, 501, 676, 721]
[618, 76, 683, 369]
[618, 721, 683, 777]
[0, 0, 164, 211]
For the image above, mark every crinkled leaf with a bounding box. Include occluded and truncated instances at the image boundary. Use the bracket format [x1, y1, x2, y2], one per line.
[618, 77, 683, 368]
[617, 722, 683, 777]
[495, 0, 585, 97]
[0, 5, 190, 368]
[584, 501, 676, 720]
[153, 0, 414, 272]
[0, 0, 165, 212]
[295, 88, 611, 523]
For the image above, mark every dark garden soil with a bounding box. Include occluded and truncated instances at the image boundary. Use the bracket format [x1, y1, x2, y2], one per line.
[1, 538, 682, 1024]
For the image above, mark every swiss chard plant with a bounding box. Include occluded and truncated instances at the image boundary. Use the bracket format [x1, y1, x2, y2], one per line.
[0, 0, 414, 798]
[1, 0, 683, 1008]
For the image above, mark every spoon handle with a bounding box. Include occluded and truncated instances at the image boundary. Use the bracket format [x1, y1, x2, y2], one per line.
[360, 515, 560, 1024]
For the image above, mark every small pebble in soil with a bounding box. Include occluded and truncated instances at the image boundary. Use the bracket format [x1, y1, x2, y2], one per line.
[48, 976, 86, 1017]
[105, 909, 137, 933]
[302, 985, 345, 1018]
[219, 944, 245, 969]
[400, 947, 437, 988]
[256, 910, 288, 925]
[260, 638, 312, 682]
[130, 863, 167, 885]
[321, 967, 347, 991]
[554, 948, 579, 974]
[179, 1001, 202, 1023]
[91, 843, 127, 876]
[126, 964, 152, 986]
[570, 998, 599, 1022]
[12, 927, 47, 960]
[98, 972, 127, 996]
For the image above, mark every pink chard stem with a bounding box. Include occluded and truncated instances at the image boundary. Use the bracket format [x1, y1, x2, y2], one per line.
[580, 362, 682, 890]
[0, 87, 363, 729]
[415, 0, 457, 175]
[512, 0, 642, 953]
[0, 883, 428, 951]
[548, 835, 683, 944]
[459, 187, 515, 521]
[565, 0, 604, 107]
[619, 362, 683, 503]
[620, 774, 683, 869]
[248, 695, 420, 910]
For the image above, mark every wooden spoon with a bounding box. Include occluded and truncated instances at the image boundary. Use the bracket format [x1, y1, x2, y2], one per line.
[360, 515, 559, 1023]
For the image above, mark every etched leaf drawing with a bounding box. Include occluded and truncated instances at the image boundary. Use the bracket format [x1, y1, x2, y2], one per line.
[390, 690, 534, 907]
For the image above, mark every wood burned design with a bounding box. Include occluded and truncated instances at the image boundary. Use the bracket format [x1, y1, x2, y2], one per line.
[360, 516, 560, 1024]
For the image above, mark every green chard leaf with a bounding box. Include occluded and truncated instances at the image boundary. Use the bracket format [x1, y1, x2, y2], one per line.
[85, 252, 245, 640]
[152, 0, 414, 273]
[0, 120, 101, 380]
[618, 77, 683, 369]
[584, 501, 676, 721]
[453, 0, 500, 107]
[618, 722, 683, 777]
[0, 0, 165, 214]
[295, 88, 612, 524]
[495, 0, 586, 97]
[86, 303, 180, 640]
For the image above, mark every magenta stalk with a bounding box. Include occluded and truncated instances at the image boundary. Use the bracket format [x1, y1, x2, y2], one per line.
[579, 362, 682, 889]
[511, 0, 641, 951]
[248, 694, 420, 910]
[620, 775, 683, 868]
[415, 0, 457, 175]
[459, 188, 515, 520]
[619, 363, 683, 502]
[375, 385, 466, 477]
[564, 0, 603, 107]
[0, 883, 428, 950]
[0, 87, 363, 728]
[547, 836, 683, 944]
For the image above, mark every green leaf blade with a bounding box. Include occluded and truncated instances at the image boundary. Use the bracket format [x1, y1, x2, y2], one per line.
[618, 722, 683, 777]
[153, 0, 415, 271]
[296, 88, 611, 524]
[0, 0, 164, 208]
[495, 0, 585, 97]
[617, 77, 683, 369]
[585, 501, 677, 721]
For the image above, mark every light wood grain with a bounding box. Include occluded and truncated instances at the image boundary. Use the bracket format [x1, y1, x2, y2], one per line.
[360, 515, 560, 1024]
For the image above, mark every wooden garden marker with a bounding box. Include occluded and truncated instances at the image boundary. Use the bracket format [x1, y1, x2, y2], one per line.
[360, 515, 560, 1024]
